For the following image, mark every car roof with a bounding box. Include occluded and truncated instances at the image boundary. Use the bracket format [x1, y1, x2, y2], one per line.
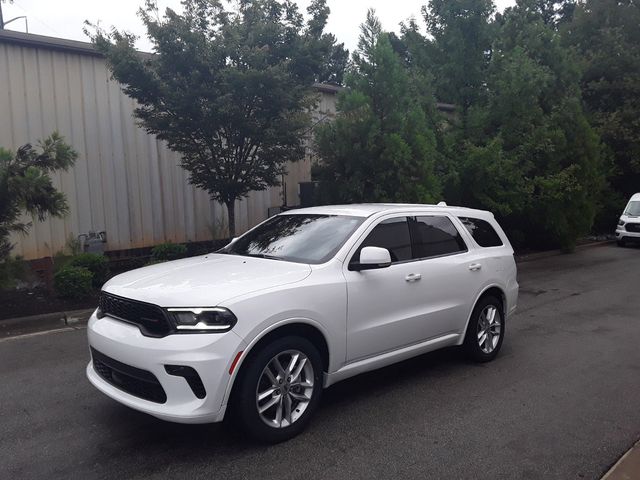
[284, 203, 493, 219]
[631, 193, 640, 201]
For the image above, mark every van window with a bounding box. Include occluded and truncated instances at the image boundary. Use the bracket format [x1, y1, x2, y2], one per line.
[624, 201, 640, 217]
[410, 216, 467, 258]
[458, 217, 503, 247]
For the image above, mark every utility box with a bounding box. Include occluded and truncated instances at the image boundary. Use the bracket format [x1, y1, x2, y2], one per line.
[79, 231, 107, 254]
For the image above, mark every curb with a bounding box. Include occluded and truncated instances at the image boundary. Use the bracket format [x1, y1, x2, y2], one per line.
[602, 439, 640, 480]
[0, 308, 94, 338]
[515, 240, 615, 264]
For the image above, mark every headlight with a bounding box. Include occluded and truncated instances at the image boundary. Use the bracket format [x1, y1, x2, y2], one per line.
[166, 307, 237, 333]
[618, 218, 625, 226]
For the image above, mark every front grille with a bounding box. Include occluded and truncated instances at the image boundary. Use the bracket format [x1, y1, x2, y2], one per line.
[625, 223, 640, 233]
[91, 348, 167, 403]
[98, 292, 173, 337]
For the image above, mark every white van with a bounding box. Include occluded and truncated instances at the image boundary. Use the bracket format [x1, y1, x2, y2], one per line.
[616, 193, 640, 246]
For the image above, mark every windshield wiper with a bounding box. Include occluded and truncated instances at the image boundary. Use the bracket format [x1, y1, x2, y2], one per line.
[215, 250, 284, 261]
[242, 253, 284, 261]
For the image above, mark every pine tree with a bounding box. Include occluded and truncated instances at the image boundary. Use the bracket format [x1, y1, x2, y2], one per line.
[313, 10, 441, 205]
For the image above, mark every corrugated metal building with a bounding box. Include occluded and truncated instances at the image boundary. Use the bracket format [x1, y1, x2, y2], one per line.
[0, 30, 338, 260]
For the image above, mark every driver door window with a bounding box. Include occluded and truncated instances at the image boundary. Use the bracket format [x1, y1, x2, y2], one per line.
[351, 217, 411, 265]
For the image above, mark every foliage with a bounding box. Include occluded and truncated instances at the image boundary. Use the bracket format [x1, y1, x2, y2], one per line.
[564, 0, 640, 228]
[0, 132, 77, 262]
[65, 234, 82, 256]
[86, 0, 345, 237]
[68, 253, 110, 288]
[313, 10, 441, 204]
[443, 1, 606, 249]
[0, 256, 27, 290]
[53, 266, 93, 299]
[151, 242, 188, 262]
[421, 0, 496, 111]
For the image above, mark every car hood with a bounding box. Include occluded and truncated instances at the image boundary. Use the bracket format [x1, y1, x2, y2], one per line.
[102, 254, 312, 307]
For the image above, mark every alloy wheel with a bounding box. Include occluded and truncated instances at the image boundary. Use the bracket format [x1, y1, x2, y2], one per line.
[477, 305, 502, 354]
[256, 349, 315, 428]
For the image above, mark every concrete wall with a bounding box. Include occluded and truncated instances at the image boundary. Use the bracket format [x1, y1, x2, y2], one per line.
[0, 31, 337, 260]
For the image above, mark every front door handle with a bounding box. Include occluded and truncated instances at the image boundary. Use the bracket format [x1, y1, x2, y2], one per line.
[405, 273, 422, 282]
[468, 263, 482, 272]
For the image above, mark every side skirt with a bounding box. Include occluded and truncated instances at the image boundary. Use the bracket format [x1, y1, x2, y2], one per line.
[323, 333, 460, 388]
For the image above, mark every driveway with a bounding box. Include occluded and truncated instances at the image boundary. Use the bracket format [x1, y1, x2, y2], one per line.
[1, 244, 639, 479]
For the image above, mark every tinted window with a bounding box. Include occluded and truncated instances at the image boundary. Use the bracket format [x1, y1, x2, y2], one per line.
[353, 217, 412, 263]
[458, 217, 503, 247]
[220, 214, 363, 264]
[410, 216, 467, 258]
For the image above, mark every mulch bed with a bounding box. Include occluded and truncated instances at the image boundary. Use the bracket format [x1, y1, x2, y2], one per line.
[0, 240, 230, 321]
[0, 287, 99, 321]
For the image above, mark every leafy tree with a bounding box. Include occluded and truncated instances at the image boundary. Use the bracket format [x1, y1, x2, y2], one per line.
[313, 10, 441, 204]
[447, 0, 606, 249]
[421, 0, 496, 112]
[0, 132, 77, 261]
[564, 0, 640, 227]
[87, 0, 344, 237]
[496, 0, 576, 27]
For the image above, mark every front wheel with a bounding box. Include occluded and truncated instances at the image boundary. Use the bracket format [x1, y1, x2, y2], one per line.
[617, 239, 627, 247]
[233, 336, 323, 443]
[463, 296, 505, 363]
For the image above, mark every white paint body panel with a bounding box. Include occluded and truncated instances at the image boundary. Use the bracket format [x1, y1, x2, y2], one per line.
[86, 203, 519, 423]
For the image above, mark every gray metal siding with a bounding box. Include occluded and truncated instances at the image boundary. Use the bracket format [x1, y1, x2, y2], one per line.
[0, 40, 325, 260]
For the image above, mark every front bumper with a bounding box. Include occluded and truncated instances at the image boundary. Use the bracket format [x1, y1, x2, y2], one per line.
[615, 228, 640, 242]
[86, 311, 246, 424]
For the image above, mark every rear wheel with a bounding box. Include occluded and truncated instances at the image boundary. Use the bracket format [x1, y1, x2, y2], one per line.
[233, 336, 323, 443]
[463, 296, 505, 362]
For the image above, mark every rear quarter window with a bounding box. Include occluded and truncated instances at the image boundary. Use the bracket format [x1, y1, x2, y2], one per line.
[458, 217, 503, 248]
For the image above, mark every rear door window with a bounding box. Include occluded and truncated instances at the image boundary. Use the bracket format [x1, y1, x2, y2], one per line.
[458, 217, 503, 247]
[410, 216, 467, 259]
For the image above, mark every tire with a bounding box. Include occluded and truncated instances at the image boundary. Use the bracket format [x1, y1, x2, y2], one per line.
[233, 335, 323, 443]
[463, 296, 505, 363]
[617, 239, 627, 247]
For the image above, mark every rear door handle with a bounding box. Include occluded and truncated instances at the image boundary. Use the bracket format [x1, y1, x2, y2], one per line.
[405, 273, 422, 282]
[468, 263, 482, 271]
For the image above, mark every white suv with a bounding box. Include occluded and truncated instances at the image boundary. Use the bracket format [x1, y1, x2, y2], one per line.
[616, 193, 640, 247]
[87, 204, 518, 442]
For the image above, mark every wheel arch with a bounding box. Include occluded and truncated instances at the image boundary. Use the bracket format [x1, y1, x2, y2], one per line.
[221, 319, 330, 414]
[460, 285, 506, 343]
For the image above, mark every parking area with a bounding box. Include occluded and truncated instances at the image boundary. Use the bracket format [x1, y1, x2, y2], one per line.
[1, 244, 639, 479]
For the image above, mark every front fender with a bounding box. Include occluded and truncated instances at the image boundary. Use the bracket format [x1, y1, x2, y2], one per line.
[218, 316, 335, 412]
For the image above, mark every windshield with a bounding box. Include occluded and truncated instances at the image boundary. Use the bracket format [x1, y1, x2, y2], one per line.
[624, 201, 640, 217]
[219, 214, 364, 264]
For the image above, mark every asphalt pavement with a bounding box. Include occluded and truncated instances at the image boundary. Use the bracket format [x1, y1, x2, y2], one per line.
[1, 244, 639, 480]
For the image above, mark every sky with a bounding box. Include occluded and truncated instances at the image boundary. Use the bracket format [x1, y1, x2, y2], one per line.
[1, 0, 517, 53]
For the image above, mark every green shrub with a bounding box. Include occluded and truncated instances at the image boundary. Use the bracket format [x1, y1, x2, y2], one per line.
[54, 266, 93, 299]
[68, 253, 109, 288]
[0, 256, 27, 289]
[150, 242, 188, 262]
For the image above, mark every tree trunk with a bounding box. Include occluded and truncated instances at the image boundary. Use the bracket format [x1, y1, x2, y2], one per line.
[225, 200, 236, 238]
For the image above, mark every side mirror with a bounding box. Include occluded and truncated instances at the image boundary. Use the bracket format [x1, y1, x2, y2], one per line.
[351, 246, 392, 271]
